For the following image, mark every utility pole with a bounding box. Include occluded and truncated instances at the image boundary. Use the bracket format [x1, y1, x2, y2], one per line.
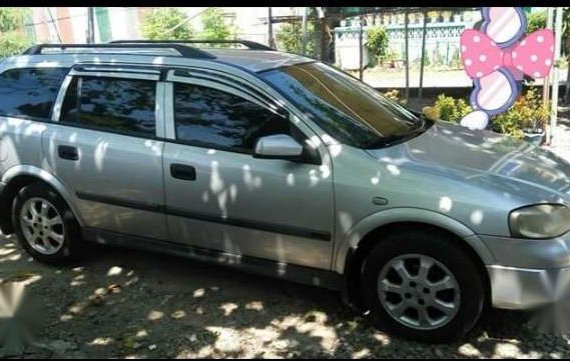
[267, 7, 275, 48]
[87, 7, 95, 44]
[358, 12, 364, 81]
[418, 9, 428, 102]
[404, 10, 410, 103]
[301, 7, 308, 56]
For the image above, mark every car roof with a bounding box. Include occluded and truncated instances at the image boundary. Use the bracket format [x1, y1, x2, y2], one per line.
[205, 48, 314, 72]
[3, 46, 315, 74]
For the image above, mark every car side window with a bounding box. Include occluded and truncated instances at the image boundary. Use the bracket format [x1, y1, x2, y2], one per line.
[60, 76, 157, 137]
[173, 82, 289, 154]
[0, 67, 69, 120]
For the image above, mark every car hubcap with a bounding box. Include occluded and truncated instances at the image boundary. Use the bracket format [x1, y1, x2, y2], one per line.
[377, 254, 460, 330]
[19, 197, 65, 255]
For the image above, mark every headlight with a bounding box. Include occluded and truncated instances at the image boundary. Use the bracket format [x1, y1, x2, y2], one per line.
[509, 204, 570, 239]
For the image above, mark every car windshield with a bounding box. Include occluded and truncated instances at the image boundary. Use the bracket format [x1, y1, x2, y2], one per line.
[260, 61, 428, 149]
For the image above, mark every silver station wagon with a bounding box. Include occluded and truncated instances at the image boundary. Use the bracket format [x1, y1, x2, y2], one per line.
[1, 40, 570, 342]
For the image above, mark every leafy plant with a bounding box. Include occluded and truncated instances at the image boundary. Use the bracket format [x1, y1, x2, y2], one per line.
[365, 26, 389, 66]
[492, 87, 549, 138]
[200, 7, 234, 43]
[526, 10, 547, 34]
[432, 94, 473, 123]
[0, 8, 30, 58]
[275, 20, 317, 57]
[141, 8, 193, 41]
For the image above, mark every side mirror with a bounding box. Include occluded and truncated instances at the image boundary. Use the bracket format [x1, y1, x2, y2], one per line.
[254, 134, 304, 160]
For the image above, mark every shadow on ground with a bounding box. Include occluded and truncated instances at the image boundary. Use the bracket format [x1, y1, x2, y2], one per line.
[0, 234, 568, 359]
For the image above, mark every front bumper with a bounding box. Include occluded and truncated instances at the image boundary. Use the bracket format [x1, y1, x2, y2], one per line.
[487, 265, 570, 309]
[479, 233, 570, 309]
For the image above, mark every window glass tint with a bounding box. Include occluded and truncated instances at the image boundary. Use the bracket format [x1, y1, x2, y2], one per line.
[174, 83, 289, 153]
[61, 76, 156, 136]
[0, 67, 69, 119]
[260, 62, 423, 148]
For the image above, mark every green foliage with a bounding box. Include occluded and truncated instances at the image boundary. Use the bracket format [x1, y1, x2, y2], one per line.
[492, 87, 549, 139]
[526, 10, 547, 34]
[275, 21, 317, 57]
[0, 31, 30, 58]
[200, 7, 234, 42]
[0, 8, 30, 58]
[141, 8, 193, 40]
[433, 94, 472, 123]
[365, 26, 389, 66]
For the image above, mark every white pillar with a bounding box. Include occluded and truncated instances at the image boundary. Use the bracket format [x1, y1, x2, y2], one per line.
[549, 7, 563, 145]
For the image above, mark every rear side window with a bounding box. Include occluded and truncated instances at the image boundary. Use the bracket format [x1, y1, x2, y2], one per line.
[173, 82, 289, 153]
[60, 76, 156, 137]
[0, 67, 69, 119]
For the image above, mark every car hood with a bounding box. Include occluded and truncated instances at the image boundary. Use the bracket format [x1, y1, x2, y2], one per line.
[366, 121, 570, 199]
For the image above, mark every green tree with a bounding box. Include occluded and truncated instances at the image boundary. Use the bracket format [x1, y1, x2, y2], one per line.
[365, 26, 389, 66]
[276, 21, 317, 57]
[200, 7, 234, 42]
[141, 8, 193, 40]
[526, 10, 547, 33]
[0, 8, 30, 58]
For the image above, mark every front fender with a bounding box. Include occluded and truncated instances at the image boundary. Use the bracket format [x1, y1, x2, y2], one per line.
[333, 207, 496, 274]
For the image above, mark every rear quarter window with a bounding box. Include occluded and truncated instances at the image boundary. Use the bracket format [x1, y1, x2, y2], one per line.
[0, 67, 69, 120]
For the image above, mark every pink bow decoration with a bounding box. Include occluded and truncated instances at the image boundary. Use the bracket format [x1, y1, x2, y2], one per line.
[461, 29, 554, 79]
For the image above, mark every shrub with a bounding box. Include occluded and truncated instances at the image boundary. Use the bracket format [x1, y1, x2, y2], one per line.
[275, 21, 317, 57]
[432, 94, 472, 123]
[365, 26, 389, 66]
[492, 87, 549, 139]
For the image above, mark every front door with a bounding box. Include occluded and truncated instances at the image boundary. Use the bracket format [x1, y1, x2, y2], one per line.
[162, 74, 334, 269]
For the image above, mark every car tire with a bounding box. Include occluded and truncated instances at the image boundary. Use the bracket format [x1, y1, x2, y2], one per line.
[12, 182, 82, 265]
[361, 229, 485, 343]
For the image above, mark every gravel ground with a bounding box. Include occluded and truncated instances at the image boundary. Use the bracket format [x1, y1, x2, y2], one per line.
[1, 233, 570, 359]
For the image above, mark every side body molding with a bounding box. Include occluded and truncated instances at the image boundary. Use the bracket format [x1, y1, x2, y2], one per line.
[333, 207, 496, 274]
[1, 164, 85, 226]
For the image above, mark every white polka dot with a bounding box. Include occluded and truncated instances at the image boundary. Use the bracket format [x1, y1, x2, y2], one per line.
[545, 59, 552, 66]
[534, 71, 542, 78]
[517, 65, 524, 71]
[520, 40, 526, 46]
[493, 65, 500, 70]
[531, 54, 538, 62]
[490, 41, 496, 47]
[473, 35, 480, 43]
[476, 72, 483, 78]
[537, 36, 544, 43]
[461, 45, 467, 53]
[479, 54, 487, 62]
[512, 51, 517, 59]
[465, 58, 472, 66]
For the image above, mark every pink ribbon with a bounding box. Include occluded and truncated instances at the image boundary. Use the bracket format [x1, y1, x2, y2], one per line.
[460, 29, 554, 79]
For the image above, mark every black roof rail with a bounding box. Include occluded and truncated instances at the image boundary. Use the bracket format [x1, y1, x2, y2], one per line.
[22, 43, 216, 59]
[109, 39, 275, 51]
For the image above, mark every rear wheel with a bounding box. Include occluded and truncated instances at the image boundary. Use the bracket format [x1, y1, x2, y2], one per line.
[12, 182, 82, 265]
[361, 230, 485, 343]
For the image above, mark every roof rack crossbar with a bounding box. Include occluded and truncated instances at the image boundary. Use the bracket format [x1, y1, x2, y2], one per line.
[109, 39, 275, 51]
[22, 43, 216, 59]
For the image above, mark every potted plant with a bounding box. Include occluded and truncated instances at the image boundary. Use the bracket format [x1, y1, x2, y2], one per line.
[442, 10, 452, 23]
[427, 11, 439, 23]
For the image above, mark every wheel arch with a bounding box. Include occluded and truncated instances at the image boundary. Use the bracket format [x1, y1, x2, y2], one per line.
[0, 165, 83, 234]
[336, 208, 495, 311]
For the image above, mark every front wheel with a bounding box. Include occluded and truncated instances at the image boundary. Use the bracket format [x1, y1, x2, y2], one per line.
[361, 230, 485, 343]
[12, 182, 82, 265]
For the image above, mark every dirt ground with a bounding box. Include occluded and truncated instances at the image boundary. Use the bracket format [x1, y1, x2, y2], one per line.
[1, 233, 570, 359]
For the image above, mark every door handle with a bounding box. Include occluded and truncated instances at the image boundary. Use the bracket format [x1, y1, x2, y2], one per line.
[58, 145, 79, 161]
[170, 163, 196, 181]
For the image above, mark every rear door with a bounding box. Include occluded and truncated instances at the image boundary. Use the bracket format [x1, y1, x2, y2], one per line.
[41, 66, 168, 240]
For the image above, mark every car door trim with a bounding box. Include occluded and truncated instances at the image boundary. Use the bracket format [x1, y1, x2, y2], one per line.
[75, 191, 331, 242]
